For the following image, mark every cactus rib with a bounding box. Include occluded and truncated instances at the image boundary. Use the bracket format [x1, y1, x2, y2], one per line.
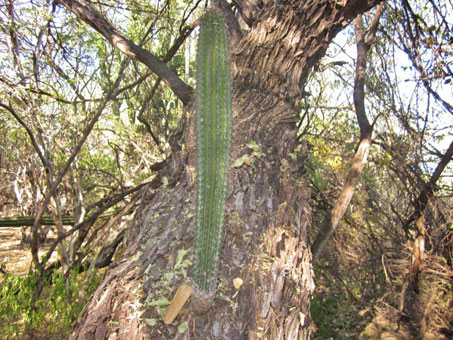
[193, 10, 232, 296]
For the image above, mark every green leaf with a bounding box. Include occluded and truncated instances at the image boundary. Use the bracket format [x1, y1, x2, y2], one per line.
[162, 176, 169, 187]
[148, 297, 171, 307]
[144, 318, 158, 327]
[246, 141, 261, 151]
[175, 248, 189, 268]
[232, 154, 251, 168]
[247, 141, 264, 158]
[163, 272, 174, 282]
[177, 321, 189, 333]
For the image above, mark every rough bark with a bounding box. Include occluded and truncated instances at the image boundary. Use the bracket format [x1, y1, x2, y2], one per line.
[67, 1, 383, 339]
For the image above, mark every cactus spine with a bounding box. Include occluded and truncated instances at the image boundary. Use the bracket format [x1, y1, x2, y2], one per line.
[193, 10, 232, 297]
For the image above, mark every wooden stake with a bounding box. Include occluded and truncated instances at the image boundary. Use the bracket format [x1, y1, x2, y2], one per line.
[163, 284, 192, 324]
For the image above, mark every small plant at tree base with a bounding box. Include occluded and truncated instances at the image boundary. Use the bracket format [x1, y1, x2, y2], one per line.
[192, 9, 232, 312]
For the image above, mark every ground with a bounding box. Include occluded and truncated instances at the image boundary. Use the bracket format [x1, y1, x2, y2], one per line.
[0, 227, 58, 277]
[1, 227, 33, 276]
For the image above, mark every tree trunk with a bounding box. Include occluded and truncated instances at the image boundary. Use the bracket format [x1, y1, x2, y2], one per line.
[67, 1, 382, 339]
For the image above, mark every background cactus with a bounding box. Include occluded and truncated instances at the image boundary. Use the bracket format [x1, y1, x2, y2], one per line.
[193, 10, 232, 297]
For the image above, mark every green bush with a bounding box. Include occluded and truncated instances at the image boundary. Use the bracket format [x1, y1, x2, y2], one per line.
[0, 266, 100, 339]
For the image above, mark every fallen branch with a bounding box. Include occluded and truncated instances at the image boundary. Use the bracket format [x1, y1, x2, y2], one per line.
[0, 215, 74, 227]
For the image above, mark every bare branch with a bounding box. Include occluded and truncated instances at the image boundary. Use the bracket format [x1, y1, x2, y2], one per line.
[311, 7, 384, 262]
[44, 181, 150, 263]
[0, 102, 47, 167]
[213, 0, 244, 47]
[55, 0, 194, 105]
[231, 0, 261, 27]
[365, 2, 385, 45]
[404, 139, 453, 230]
[30, 60, 129, 270]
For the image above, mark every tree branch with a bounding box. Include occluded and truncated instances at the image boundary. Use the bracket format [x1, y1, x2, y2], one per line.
[311, 7, 384, 262]
[403, 139, 453, 230]
[213, 0, 244, 47]
[55, 0, 194, 105]
[44, 181, 150, 263]
[231, 0, 261, 27]
[365, 2, 385, 45]
[0, 102, 47, 167]
[30, 60, 128, 271]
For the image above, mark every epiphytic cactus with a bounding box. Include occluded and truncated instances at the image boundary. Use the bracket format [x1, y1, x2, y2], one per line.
[193, 9, 232, 299]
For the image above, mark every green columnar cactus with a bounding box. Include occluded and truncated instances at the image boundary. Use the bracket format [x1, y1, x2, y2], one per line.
[193, 10, 232, 298]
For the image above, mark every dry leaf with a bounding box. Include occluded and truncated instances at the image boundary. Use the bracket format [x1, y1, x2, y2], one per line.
[233, 277, 243, 289]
